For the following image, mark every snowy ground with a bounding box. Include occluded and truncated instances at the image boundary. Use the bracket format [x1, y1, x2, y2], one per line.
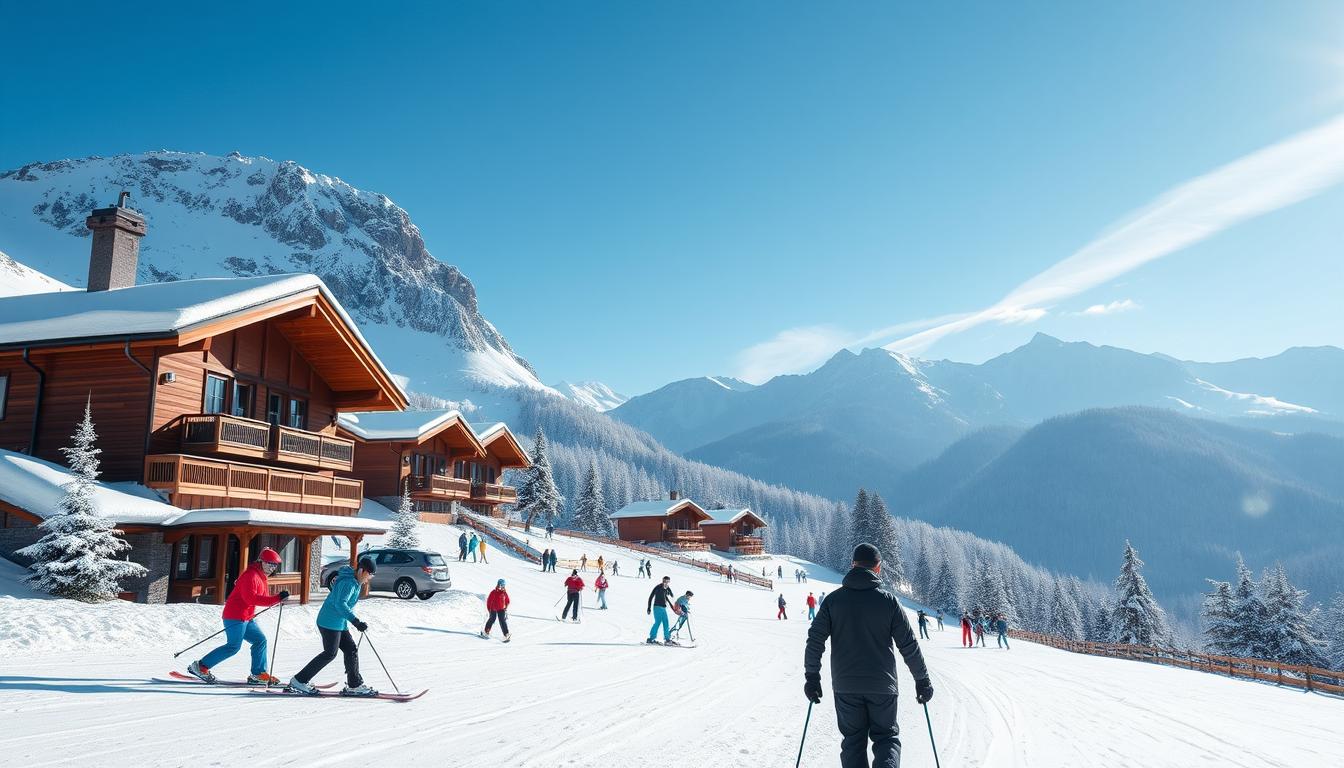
[2, 523, 1342, 767]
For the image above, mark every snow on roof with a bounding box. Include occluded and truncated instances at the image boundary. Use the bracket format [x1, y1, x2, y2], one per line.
[0, 449, 184, 525]
[473, 421, 511, 442]
[700, 508, 759, 525]
[609, 499, 708, 520]
[338, 410, 467, 441]
[164, 508, 388, 534]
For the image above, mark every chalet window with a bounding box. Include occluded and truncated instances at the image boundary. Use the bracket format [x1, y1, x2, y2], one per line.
[454, 460, 467, 480]
[288, 398, 307, 430]
[232, 381, 255, 419]
[253, 534, 300, 573]
[266, 393, 283, 426]
[195, 535, 216, 579]
[204, 375, 228, 414]
[0, 373, 8, 420]
[174, 539, 192, 579]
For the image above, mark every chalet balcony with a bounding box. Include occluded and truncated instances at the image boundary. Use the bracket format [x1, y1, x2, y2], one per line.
[144, 453, 363, 511]
[665, 528, 706, 543]
[178, 414, 355, 472]
[408, 474, 472, 500]
[731, 534, 765, 554]
[470, 482, 518, 504]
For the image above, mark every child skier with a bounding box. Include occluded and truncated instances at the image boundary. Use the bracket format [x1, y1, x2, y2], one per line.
[671, 590, 693, 637]
[189, 547, 289, 685]
[595, 571, 609, 609]
[287, 557, 377, 697]
[647, 576, 677, 645]
[562, 569, 585, 621]
[806, 592, 817, 621]
[482, 579, 511, 641]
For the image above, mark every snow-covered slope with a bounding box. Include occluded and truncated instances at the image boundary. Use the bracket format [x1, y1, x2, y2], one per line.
[551, 380, 629, 411]
[0, 247, 73, 297]
[0, 152, 540, 394]
[1, 522, 1339, 767]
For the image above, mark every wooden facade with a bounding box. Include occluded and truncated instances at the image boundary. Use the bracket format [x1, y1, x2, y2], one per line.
[700, 510, 767, 555]
[611, 500, 713, 550]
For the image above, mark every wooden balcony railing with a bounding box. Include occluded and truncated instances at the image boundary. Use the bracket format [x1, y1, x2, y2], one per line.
[665, 528, 706, 542]
[408, 474, 472, 499]
[144, 453, 362, 510]
[176, 414, 354, 472]
[470, 482, 518, 504]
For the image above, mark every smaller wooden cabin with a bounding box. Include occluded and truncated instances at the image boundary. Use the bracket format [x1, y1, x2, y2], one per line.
[609, 494, 712, 550]
[699, 508, 767, 555]
[465, 422, 529, 517]
[338, 410, 485, 522]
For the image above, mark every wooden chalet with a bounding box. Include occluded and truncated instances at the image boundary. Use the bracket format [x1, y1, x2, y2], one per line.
[699, 508, 767, 555]
[465, 422, 528, 517]
[0, 196, 405, 605]
[608, 493, 713, 550]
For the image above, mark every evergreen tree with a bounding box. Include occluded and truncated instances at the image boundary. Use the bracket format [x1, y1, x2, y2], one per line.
[1201, 579, 1239, 655]
[868, 494, 904, 589]
[572, 461, 611, 536]
[1048, 578, 1085, 640]
[386, 485, 420, 549]
[18, 400, 146, 601]
[1323, 593, 1344, 671]
[979, 559, 1017, 623]
[515, 427, 564, 528]
[1260, 564, 1326, 667]
[929, 559, 963, 615]
[1109, 540, 1171, 646]
[849, 488, 873, 563]
[1230, 555, 1268, 658]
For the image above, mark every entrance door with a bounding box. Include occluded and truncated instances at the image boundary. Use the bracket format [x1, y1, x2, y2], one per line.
[224, 534, 241, 597]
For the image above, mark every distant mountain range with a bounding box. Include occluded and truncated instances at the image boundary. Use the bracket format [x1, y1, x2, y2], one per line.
[550, 381, 629, 412]
[611, 335, 1344, 499]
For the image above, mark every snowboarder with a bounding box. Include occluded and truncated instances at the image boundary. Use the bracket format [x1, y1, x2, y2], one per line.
[595, 571, 609, 609]
[807, 592, 818, 621]
[188, 547, 289, 685]
[777, 593, 788, 620]
[804, 543, 933, 768]
[671, 590, 693, 636]
[580, 554, 588, 572]
[647, 575, 677, 645]
[458, 532, 469, 562]
[287, 557, 377, 697]
[562, 569, 585, 621]
[995, 614, 1010, 649]
[479, 538, 489, 564]
[482, 579, 511, 641]
[960, 612, 973, 647]
[917, 610, 930, 640]
[540, 548, 550, 571]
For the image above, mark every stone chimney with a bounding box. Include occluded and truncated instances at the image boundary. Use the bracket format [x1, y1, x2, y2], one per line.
[669, 490, 679, 501]
[85, 191, 145, 291]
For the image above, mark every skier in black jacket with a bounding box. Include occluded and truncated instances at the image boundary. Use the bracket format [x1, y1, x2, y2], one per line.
[804, 543, 933, 768]
[646, 576, 678, 645]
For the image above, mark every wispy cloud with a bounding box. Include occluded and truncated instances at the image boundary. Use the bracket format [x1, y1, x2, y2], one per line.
[884, 112, 1344, 355]
[734, 313, 967, 383]
[1078, 298, 1140, 316]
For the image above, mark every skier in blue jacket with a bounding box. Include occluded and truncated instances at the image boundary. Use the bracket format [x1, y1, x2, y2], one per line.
[287, 557, 377, 697]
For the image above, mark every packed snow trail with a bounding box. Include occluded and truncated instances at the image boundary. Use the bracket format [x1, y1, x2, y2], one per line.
[1, 524, 1341, 767]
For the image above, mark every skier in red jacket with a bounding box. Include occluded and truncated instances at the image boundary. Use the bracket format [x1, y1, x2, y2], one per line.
[562, 570, 585, 622]
[806, 592, 818, 621]
[189, 548, 289, 684]
[595, 572, 610, 609]
[482, 579, 511, 641]
[960, 611, 974, 647]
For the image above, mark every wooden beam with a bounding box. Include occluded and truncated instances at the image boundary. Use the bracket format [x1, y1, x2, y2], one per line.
[348, 534, 362, 567]
[214, 532, 228, 605]
[300, 536, 313, 605]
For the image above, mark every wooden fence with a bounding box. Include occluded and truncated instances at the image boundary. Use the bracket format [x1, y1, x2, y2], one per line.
[1013, 629, 1344, 695]
[497, 518, 774, 590]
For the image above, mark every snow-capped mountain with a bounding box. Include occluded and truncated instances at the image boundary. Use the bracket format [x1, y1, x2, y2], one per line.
[551, 380, 629, 412]
[0, 151, 540, 395]
[0, 248, 73, 297]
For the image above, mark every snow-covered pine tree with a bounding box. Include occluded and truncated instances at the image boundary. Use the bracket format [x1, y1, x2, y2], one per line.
[868, 493, 905, 590]
[1324, 593, 1344, 671]
[981, 559, 1017, 623]
[515, 427, 564, 528]
[386, 484, 421, 549]
[1048, 578, 1085, 640]
[1200, 578, 1239, 655]
[1230, 555, 1268, 658]
[572, 461, 610, 536]
[929, 559, 962, 615]
[829, 501, 850, 572]
[17, 399, 146, 601]
[1260, 564, 1326, 667]
[849, 488, 873, 565]
[1109, 540, 1171, 646]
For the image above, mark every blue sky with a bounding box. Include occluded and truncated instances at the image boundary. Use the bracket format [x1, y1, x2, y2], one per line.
[2, 2, 1342, 395]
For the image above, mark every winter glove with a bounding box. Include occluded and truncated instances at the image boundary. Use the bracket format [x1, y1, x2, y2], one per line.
[276, 590, 290, 601]
[352, 619, 369, 633]
[915, 678, 934, 704]
[803, 673, 823, 704]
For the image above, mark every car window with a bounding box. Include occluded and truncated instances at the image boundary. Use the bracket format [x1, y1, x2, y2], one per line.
[385, 552, 415, 565]
[425, 553, 446, 566]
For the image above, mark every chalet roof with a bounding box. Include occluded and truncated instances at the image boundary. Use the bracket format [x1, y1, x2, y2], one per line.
[609, 498, 711, 521]
[338, 410, 485, 455]
[699, 507, 767, 527]
[0, 273, 407, 411]
[164, 508, 387, 533]
[471, 422, 530, 468]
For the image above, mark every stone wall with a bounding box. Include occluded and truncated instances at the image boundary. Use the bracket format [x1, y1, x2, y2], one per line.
[0, 518, 170, 603]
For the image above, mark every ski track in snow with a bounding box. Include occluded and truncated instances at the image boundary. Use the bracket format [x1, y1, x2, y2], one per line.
[2, 523, 1342, 767]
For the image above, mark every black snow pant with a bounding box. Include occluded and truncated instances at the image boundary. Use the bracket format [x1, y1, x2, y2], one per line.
[485, 610, 509, 635]
[562, 592, 581, 619]
[834, 692, 901, 768]
[918, 623, 929, 639]
[295, 627, 363, 688]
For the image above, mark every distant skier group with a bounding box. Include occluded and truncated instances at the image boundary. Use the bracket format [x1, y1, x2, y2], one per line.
[959, 608, 1011, 649]
[457, 531, 489, 563]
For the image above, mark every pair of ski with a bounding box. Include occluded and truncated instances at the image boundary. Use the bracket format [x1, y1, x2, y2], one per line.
[644, 639, 696, 649]
[156, 670, 426, 701]
[555, 615, 581, 623]
[478, 631, 511, 643]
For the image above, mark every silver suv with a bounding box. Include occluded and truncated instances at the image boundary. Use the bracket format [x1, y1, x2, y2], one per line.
[322, 548, 451, 600]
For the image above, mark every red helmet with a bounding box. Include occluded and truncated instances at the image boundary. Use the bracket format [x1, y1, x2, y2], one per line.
[258, 547, 282, 565]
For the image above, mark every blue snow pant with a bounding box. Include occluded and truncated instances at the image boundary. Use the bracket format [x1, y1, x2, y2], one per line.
[834, 692, 900, 768]
[597, 589, 607, 609]
[200, 619, 267, 675]
[672, 613, 688, 633]
[648, 605, 671, 641]
[808, 606, 816, 620]
[997, 630, 1009, 649]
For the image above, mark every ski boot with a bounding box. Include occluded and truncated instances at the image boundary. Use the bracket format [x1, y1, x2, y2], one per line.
[665, 639, 681, 647]
[186, 661, 216, 684]
[479, 631, 489, 639]
[286, 678, 320, 696]
[247, 672, 282, 686]
[341, 684, 379, 697]
[646, 638, 661, 645]
[503, 633, 512, 643]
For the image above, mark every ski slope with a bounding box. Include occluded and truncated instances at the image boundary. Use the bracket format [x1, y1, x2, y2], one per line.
[2, 522, 1341, 767]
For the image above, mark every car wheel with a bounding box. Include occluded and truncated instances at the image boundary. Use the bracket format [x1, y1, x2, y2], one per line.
[417, 591, 434, 601]
[395, 578, 416, 600]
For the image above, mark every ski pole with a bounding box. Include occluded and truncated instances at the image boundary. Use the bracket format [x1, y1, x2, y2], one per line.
[362, 631, 401, 694]
[686, 617, 695, 643]
[172, 603, 278, 658]
[923, 702, 941, 768]
[267, 600, 284, 681]
[795, 700, 813, 768]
